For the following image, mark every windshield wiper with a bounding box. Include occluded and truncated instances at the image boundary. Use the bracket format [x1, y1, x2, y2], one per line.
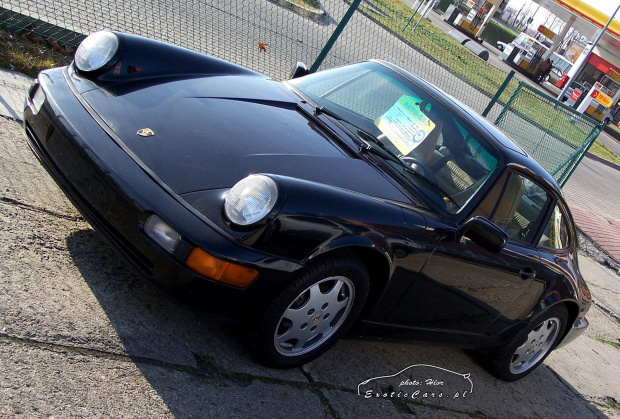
[356, 130, 459, 209]
[355, 129, 402, 163]
[314, 106, 344, 121]
[402, 164, 459, 208]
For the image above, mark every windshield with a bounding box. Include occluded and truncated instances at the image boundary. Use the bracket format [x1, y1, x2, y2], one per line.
[287, 61, 500, 214]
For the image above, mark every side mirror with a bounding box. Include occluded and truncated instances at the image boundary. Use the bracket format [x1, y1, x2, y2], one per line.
[289, 62, 310, 79]
[458, 216, 507, 253]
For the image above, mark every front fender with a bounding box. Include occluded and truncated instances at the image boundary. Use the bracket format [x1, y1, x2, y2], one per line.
[189, 175, 424, 264]
[71, 31, 263, 93]
[257, 175, 424, 261]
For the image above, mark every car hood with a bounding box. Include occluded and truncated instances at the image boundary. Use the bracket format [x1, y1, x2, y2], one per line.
[81, 75, 412, 202]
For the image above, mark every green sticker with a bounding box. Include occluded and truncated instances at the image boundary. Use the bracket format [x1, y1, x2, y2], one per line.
[375, 96, 436, 155]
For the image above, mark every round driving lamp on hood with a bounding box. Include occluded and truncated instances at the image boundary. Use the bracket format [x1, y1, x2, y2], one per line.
[74, 31, 120, 72]
[224, 175, 279, 226]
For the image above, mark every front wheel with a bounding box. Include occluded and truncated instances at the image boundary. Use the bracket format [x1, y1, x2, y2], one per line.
[485, 305, 568, 381]
[250, 252, 369, 368]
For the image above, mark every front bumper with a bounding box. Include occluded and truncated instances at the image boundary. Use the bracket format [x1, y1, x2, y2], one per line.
[23, 67, 295, 317]
[556, 316, 589, 350]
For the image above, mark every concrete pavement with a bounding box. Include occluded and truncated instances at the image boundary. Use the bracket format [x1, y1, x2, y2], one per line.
[0, 68, 30, 121]
[1, 66, 619, 417]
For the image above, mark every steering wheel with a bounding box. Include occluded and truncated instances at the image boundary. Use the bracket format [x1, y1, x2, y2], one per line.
[401, 156, 438, 184]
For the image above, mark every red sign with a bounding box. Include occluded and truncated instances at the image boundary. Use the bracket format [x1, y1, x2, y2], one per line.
[570, 89, 582, 101]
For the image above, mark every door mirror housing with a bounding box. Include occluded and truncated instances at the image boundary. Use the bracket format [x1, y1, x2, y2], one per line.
[459, 216, 508, 253]
[289, 61, 310, 79]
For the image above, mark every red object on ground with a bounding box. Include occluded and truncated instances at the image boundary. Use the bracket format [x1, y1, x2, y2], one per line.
[556, 74, 570, 89]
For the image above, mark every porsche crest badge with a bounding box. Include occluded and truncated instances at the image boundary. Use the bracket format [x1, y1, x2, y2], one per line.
[137, 128, 155, 137]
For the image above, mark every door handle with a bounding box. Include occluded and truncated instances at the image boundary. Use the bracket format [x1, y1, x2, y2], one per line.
[519, 267, 537, 280]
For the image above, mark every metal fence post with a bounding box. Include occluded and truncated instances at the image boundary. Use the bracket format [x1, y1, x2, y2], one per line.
[402, 1, 424, 32]
[482, 70, 514, 117]
[557, 123, 605, 187]
[494, 81, 523, 125]
[310, 0, 362, 73]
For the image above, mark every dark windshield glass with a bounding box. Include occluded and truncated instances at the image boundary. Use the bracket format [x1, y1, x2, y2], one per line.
[288, 62, 500, 214]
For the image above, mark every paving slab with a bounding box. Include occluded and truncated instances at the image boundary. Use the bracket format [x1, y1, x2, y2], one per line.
[320, 389, 408, 418]
[578, 253, 620, 317]
[0, 117, 309, 383]
[0, 106, 76, 216]
[303, 338, 604, 418]
[547, 336, 620, 416]
[0, 202, 309, 383]
[0, 67, 32, 121]
[564, 155, 620, 264]
[0, 339, 328, 418]
[1, 89, 620, 417]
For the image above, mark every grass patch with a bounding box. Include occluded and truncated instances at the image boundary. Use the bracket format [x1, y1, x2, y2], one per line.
[591, 141, 620, 165]
[0, 25, 71, 77]
[480, 20, 518, 46]
[596, 337, 620, 350]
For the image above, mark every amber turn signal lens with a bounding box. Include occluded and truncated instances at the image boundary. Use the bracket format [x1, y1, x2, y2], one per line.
[185, 248, 258, 288]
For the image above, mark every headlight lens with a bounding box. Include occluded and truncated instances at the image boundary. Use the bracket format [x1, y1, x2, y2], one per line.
[225, 175, 278, 226]
[75, 31, 119, 72]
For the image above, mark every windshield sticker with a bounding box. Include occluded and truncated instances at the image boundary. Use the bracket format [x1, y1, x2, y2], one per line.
[375, 96, 436, 155]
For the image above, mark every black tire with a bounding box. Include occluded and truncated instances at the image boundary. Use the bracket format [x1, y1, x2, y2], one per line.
[485, 305, 568, 381]
[250, 251, 369, 368]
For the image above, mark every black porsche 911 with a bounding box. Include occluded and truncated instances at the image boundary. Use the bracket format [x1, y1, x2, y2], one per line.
[23, 31, 590, 381]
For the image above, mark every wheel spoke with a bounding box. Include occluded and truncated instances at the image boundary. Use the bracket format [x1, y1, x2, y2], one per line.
[324, 280, 350, 314]
[283, 306, 310, 327]
[509, 316, 561, 374]
[539, 319, 555, 340]
[276, 324, 306, 347]
[306, 283, 323, 307]
[513, 340, 531, 360]
[273, 275, 357, 357]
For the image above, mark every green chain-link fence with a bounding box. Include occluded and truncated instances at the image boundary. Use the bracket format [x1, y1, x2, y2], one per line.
[489, 81, 604, 186]
[0, 0, 604, 185]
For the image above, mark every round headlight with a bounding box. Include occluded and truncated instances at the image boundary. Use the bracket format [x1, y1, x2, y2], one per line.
[75, 31, 119, 72]
[225, 175, 279, 226]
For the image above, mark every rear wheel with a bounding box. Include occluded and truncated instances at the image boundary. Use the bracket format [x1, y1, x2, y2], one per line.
[250, 252, 369, 368]
[485, 305, 568, 381]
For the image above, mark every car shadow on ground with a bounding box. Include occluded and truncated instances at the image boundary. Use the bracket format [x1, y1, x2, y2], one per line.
[64, 228, 606, 418]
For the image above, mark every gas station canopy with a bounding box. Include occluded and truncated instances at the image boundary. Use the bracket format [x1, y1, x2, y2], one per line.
[530, 0, 620, 60]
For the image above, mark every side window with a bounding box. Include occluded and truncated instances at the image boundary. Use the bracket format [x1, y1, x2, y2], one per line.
[472, 172, 551, 243]
[472, 171, 508, 220]
[538, 205, 570, 249]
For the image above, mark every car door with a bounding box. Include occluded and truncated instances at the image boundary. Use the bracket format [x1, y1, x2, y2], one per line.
[388, 170, 553, 334]
[534, 201, 582, 308]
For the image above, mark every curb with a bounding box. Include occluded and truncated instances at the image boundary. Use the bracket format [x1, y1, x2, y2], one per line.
[603, 124, 620, 141]
[269, 0, 325, 20]
[584, 152, 620, 171]
[0, 114, 21, 123]
[577, 228, 620, 270]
